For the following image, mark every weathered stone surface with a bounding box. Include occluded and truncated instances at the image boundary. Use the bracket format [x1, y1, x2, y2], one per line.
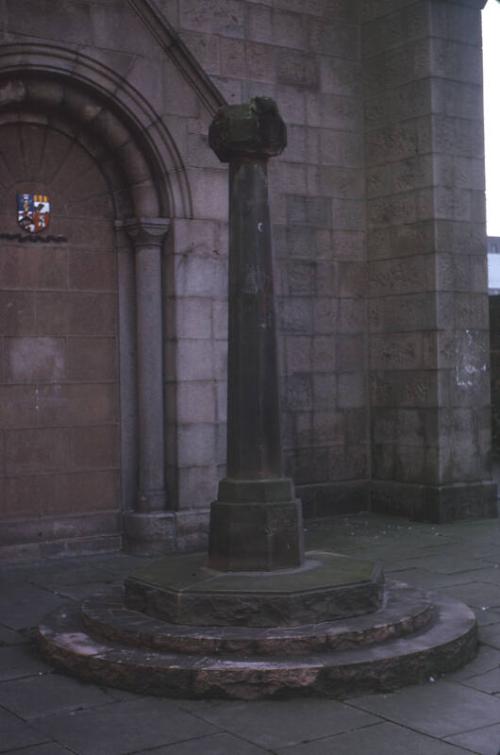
[124, 551, 384, 627]
[362, 0, 496, 522]
[208, 97, 306, 571]
[81, 581, 434, 656]
[371, 480, 498, 523]
[208, 498, 304, 571]
[209, 97, 286, 162]
[122, 512, 176, 556]
[0, 0, 497, 557]
[37, 585, 477, 700]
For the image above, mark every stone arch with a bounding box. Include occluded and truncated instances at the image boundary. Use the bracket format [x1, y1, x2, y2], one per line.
[0, 42, 193, 220]
[0, 43, 198, 556]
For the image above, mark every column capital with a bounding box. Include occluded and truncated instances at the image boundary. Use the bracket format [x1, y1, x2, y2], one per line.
[209, 97, 286, 163]
[118, 217, 170, 248]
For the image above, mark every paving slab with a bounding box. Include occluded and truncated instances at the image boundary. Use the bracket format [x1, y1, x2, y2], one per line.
[0, 671, 116, 719]
[314, 543, 424, 562]
[4, 512, 500, 755]
[439, 519, 500, 536]
[445, 722, 500, 755]
[2, 744, 75, 754]
[348, 681, 500, 738]
[479, 622, 500, 648]
[0, 567, 39, 587]
[95, 555, 151, 578]
[389, 569, 481, 591]
[0, 623, 27, 645]
[52, 581, 123, 601]
[440, 582, 500, 611]
[0, 707, 50, 753]
[122, 732, 271, 755]
[453, 567, 500, 585]
[481, 553, 500, 567]
[273, 721, 473, 755]
[473, 608, 500, 628]
[0, 584, 71, 631]
[0, 644, 52, 681]
[385, 555, 492, 575]
[459, 666, 500, 694]
[32, 697, 218, 755]
[367, 547, 449, 563]
[177, 699, 379, 749]
[446, 643, 500, 680]
[29, 563, 117, 588]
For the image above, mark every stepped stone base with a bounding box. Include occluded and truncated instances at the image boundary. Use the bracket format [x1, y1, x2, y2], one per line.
[37, 551, 478, 700]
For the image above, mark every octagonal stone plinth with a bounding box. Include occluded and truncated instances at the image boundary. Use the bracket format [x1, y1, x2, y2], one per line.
[124, 551, 384, 628]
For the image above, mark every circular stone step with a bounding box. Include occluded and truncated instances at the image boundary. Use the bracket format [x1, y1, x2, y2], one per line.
[81, 582, 435, 656]
[37, 587, 477, 701]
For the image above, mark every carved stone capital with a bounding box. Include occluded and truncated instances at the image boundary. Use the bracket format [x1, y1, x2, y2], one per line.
[119, 217, 170, 248]
[209, 97, 286, 163]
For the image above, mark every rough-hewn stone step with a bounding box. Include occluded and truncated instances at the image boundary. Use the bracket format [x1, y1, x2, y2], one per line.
[81, 582, 434, 656]
[37, 587, 477, 700]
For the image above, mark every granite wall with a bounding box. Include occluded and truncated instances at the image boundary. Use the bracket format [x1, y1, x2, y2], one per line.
[363, 0, 495, 521]
[0, 0, 495, 558]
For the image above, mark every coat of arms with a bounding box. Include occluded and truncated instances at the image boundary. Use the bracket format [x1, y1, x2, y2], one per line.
[17, 193, 50, 234]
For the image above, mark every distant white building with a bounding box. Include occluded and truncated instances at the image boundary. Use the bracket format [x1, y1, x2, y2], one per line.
[489, 237, 500, 292]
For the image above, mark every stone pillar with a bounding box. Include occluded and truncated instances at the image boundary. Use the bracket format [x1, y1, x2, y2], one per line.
[363, 0, 496, 522]
[121, 217, 174, 553]
[208, 97, 304, 570]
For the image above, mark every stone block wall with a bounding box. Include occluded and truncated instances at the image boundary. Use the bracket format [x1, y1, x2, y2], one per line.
[490, 296, 500, 462]
[363, 0, 495, 521]
[164, 0, 369, 517]
[163, 0, 369, 515]
[164, 218, 228, 520]
[0, 0, 495, 557]
[0, 0, 369, 558]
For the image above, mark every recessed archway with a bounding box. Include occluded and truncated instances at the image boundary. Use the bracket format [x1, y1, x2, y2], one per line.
[0, 43, 194, 556]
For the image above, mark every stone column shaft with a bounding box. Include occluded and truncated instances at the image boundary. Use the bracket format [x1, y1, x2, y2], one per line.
[208, 98, 304, 571]
[136, 245, 166, 506]
[121, 217, 173, 554]
[227, 158, 283, 479]
[126, 218, 169, 509]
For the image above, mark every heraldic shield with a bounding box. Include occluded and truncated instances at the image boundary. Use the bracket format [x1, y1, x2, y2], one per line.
[17, 193, 50, 234]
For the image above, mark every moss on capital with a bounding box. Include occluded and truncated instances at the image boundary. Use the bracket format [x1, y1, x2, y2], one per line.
[209, 97, 287, 162]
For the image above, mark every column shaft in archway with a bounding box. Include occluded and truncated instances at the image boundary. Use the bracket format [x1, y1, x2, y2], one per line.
[122, 217, 172, 552]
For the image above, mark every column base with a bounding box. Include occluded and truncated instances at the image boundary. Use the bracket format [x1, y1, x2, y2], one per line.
[123, 512, 176, 556]
[208, 478, 304, 571]
[137, 488, 167, 511]
[371, 480, 498, 523]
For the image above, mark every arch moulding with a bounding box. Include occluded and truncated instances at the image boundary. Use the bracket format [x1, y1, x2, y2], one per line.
[0, 42, 194, 220]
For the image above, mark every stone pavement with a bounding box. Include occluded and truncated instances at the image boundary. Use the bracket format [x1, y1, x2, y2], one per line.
[3, 514, 500, 754]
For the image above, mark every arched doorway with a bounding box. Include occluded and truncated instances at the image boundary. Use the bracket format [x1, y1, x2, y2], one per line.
[0, 46, 193, 557]
[0, 119, 121, 548]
